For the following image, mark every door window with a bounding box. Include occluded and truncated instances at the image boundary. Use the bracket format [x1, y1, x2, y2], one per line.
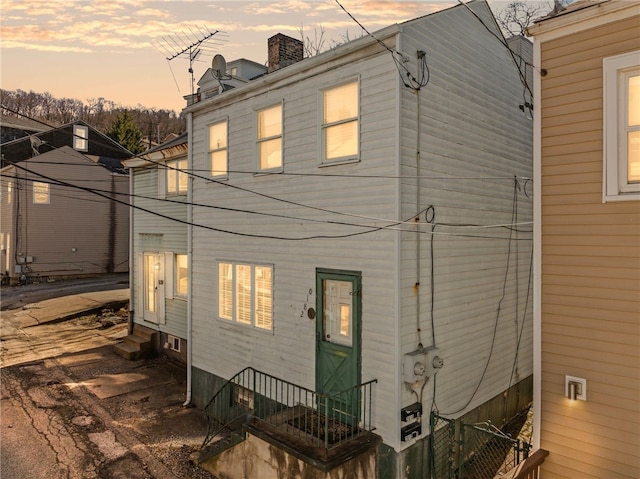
[322, 279, 353, 347]
[144, 253, 160, 314]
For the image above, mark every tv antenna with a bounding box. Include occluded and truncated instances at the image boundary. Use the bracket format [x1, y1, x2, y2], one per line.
[152, 26, 228, 96]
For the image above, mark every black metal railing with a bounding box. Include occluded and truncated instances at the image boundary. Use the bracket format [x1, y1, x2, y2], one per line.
[202, 367, 377, 452]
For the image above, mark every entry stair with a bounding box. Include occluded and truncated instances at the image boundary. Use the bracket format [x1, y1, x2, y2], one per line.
[114, 324, 157, 360]
[197, 367, 379, 471]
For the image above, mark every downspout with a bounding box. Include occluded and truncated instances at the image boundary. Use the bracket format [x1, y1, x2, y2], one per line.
[415, 87, 423, 350]
[107, 175, 116, 273]
[128, 166, 134, 335]
[183, 111, 194, 407]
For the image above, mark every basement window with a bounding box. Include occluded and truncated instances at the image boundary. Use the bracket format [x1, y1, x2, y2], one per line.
[167, 335, 181, 352]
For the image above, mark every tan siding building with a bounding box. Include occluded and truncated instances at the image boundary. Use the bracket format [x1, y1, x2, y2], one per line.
[529, 2, 640, 478]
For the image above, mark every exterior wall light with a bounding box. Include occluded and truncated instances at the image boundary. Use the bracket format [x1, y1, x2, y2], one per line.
[565, 375, 587, 401]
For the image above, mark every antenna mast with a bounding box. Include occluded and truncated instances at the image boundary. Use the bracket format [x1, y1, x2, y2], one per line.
[153, 26, 228, 96]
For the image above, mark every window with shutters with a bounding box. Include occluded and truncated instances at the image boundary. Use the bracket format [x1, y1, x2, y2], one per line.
[218, 261, 273, 331]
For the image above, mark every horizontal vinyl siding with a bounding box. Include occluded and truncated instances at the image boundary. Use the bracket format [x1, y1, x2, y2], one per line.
[398, 1, 534, 424]
[131, 165, 188, 337]
[191, 46, 400, 446]
[14, 148, 129, 277]
[539, 14, 640, 479]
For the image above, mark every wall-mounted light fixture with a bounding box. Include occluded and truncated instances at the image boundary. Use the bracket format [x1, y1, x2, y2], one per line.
[565, 375, 587, 401]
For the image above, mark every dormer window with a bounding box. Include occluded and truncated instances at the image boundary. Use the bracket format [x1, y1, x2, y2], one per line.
[73, 125, 88, 151]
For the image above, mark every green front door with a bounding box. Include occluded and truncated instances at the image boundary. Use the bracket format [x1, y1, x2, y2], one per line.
[316, 269, 361, 418]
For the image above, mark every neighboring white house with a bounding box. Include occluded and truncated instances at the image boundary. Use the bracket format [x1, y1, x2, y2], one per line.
[179, 1, 534, 477]
[121, 133, 189, 362]
[0, 121, 131, 284]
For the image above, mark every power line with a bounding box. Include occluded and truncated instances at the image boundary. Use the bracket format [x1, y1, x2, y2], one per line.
[2, 169, 533, 241]
[456, 0, 534, 101]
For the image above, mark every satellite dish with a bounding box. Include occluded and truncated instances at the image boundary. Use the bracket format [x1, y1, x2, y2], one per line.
[212, 54, 227, 78]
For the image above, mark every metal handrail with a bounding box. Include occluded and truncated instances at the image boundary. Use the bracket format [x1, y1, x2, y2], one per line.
[202, 367, 377, 452]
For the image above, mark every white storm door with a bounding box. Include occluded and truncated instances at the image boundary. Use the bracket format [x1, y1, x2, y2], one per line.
[143, 253, 165, 323]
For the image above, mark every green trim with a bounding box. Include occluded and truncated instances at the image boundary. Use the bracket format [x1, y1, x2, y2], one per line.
[315, 268, 362, 395]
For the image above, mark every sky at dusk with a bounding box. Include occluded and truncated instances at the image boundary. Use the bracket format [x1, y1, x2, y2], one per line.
[1, 0, 523, 114]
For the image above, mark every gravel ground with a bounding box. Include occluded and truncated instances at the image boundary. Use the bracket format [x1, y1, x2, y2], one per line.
[2, 304, 218, 479]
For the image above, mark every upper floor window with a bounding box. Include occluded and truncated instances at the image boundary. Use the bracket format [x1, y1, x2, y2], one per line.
[167, 159, 188, 195]
[73, 125, 88, 151]
[208, 120, 228, 178]
[218, 261, 273, 331]
[33, 181, 49, 204]
[321, 80, 359, 164]
[603, 50, 640, 201]
[257, 103, 283, 171]
[6, 181, 12, 204]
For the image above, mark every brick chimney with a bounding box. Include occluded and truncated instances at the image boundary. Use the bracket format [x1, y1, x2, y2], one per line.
[268, 34, 304, 73]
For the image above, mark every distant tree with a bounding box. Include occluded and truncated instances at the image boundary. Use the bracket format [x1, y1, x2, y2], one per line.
[496, 0, 552, 37]
[1, 88, 186, 142]
[298, 25, 328, 57]
[298, 26, 365, 58]
[105, 110, 145, 154]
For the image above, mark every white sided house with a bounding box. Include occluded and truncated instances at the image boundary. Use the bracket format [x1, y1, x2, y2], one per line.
[119, 133, 189, 362]
[185, 2, 534, 477]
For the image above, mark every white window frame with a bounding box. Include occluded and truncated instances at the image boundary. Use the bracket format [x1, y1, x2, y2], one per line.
[256, 102, 283, 172]
[73, 124, 88, 152]
[603, 50, 640, 202]
[319, 79, 360, 165]
[33, 181, 49, 204]
[208, 119, 228, 179]
[6, 181, 12, 204]
[167, 335, 181, 352]
[165, 159, 188, 195]
[164, 252, 188, 300]
[217, 261, 273, 331]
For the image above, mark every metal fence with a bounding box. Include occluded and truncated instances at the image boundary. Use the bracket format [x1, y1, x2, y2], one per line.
[430, 412, 531, 479]
[202, 367, 377, 452]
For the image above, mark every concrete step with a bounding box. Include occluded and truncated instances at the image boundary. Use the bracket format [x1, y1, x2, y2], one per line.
[113, 324, 158, 360]
[123, 334, 152, 351]
[114, 341, 145, 361]
[132, 325, 157, 342]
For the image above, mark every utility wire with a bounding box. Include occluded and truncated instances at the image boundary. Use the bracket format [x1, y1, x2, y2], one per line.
[2, 170, 533, 240]
[434, 178, 524, 417]
[333, 0, 429, 90]
[455, 0, 534, 100]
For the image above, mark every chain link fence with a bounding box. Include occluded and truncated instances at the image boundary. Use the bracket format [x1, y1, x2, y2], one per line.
[430, 411, 531, 479]
[430, 414, 456, 479]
